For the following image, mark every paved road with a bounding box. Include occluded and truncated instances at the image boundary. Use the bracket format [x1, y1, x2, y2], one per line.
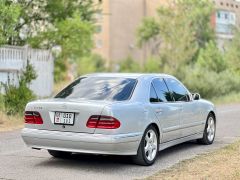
[0, 104, 240, 180]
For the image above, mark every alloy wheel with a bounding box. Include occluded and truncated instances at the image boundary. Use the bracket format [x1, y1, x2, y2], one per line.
[144, 129, 158, 161]
[207, 116, 215, 142]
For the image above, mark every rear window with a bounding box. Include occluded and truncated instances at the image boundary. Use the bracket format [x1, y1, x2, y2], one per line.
[55, 77, 137, 101]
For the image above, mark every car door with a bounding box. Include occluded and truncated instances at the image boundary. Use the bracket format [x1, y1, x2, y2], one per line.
[149, 78, 182, 143]
[164, 78, 202, 138]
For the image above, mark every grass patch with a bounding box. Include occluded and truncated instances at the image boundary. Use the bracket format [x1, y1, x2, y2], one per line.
[0, 91, 24, 132]
[210, 92, 240, 105]
[0, 111, 24, 132]
[146, 140, 240, 180]
[0, 93, 4, 108]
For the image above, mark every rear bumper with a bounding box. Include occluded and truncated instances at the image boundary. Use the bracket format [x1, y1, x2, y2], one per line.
[21, 128, 142, 155]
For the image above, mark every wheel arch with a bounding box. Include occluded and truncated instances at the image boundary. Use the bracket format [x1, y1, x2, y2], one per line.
[209, 111, 216, 123]
[146, 123, 161, 141]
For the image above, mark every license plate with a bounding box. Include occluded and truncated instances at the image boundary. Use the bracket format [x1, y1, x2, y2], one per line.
[54, 112, 75, 125]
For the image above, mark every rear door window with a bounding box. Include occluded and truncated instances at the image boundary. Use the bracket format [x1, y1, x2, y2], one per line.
[150, 84, 159, 103]
[151, 78, 173, 102]
[55, 77, 137, 101]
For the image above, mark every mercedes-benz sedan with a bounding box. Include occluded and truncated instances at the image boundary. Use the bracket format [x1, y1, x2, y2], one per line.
[21, 73, 216, 166]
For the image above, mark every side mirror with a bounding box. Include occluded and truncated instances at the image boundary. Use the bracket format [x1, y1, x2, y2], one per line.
[192, 93, 201, 100]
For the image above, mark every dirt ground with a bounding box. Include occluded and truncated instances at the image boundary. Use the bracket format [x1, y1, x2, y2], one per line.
[147, 140, 240, 180]
[0, 111, 23, 132]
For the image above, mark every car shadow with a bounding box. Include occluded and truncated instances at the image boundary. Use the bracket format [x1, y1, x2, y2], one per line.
[34, 140, 204, 170]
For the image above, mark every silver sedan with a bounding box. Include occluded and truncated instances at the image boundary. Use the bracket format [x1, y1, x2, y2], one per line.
[21, 73, 216, 166]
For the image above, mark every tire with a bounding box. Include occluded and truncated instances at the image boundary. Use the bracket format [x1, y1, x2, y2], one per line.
[133, 125, 159, 166]
[48, 150, 72, 158]
[198, 113, 216, 145]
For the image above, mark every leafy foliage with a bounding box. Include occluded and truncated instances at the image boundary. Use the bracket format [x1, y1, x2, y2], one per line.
[26, 1, 99, 82]
[137, 0, 240, 99]
[54, 57, 67, 82]
[0, 93, 4, 110]
[137, 0, 214, 73]
[3, 61, 37, 115]
[0, 0, 21, 45]
[196, 41, 227, 73]
[224, 30, 240, 75]
[143, 57, 162, 73]
[76, 54, 106, 76]
[183, 67, 240, 98]
[29, 14, 94, 58]
[3, 0, 98, 46]
[119, 56, 141, 72]
[2, 0, 100, 82]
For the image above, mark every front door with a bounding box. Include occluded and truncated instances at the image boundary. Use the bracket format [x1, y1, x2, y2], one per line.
[150, 78, 182, 143]
[164, 78, 202, 138]
[181, 100, 203, 137]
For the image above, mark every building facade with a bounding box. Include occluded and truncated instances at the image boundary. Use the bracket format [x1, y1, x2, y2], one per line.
[93, 0, 240, 67]
[93, 0, 167, 68]
[213, 0, 240, 49]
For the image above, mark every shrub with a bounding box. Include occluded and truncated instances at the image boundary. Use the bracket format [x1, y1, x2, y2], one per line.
[183, 67, 240, 99]
[0, 93, 4, 110]
[196, 41, 227, 73]
[119, 56, 141, 72]
[76, 53, 106, 76]
[143, 57, 162, 73]
[224, 31, 240, 75]
[54, 57, 67, 83]
[3, 60, 37, 115]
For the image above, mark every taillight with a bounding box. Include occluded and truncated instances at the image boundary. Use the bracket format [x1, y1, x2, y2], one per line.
[86, 115, 121, 129]
[24, 111, 43, 124]
[86, 115, 99, 128]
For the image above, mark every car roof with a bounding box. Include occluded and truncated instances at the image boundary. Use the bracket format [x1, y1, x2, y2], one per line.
[84, 73, 175, 79]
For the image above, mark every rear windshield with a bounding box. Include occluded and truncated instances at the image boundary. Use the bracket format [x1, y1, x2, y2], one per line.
[55, 77, 137, 101]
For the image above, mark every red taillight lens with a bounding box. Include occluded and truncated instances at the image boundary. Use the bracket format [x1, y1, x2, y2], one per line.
[86, 115, 99, 128]
[24, 111, 43, 124]
[97, 116, 121, 129]
[86, 115, 121, 129]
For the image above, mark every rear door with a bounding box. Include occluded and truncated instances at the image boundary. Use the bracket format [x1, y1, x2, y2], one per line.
[149, 78, 182, 143]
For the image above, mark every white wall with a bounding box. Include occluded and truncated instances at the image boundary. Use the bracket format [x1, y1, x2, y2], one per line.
[0, 46, 54, 97]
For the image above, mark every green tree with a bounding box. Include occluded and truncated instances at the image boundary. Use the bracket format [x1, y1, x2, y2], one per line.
[1, 1, 100, 82]
[4, 0, 98, 46]
[26, 0, 98, 62]
[119, 56, 141, 72]
[137, 0, 214, 74]
[0, 0, 21, 45]
[183, 67, 240, 99]
[30, 14, 94, 59]
[77, 54, 106, 76]
[224, 30, 240, 74]
[196, 41, 227, 73]
[143, 57, 162, 73]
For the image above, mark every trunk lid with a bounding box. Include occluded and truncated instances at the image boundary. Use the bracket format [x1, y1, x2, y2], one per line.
[25, 98, 111, 133]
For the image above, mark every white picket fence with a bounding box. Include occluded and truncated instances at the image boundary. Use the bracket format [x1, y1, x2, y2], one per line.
[0, 45, 54, 97]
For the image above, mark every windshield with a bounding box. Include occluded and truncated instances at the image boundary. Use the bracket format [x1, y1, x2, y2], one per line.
[55, 77, 137, 101]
